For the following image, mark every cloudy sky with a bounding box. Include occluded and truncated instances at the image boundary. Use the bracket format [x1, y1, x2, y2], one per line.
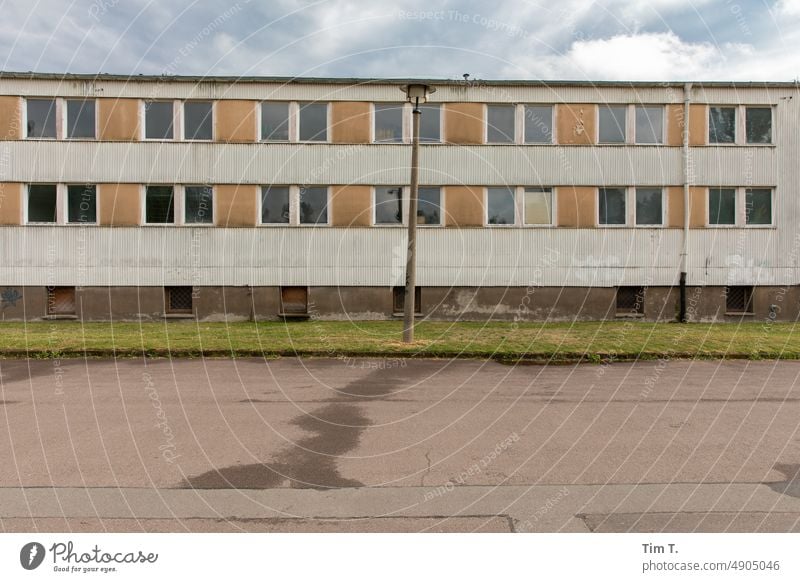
[1, 0, 799, 81]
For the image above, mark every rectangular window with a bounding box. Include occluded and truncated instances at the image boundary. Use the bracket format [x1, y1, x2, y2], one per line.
[487, 104, 515, 143]
[28, 184, 57, 223]
[419, 104, 441, 142]
[66, 99, 96, 139]
[67, 184, 97, 224]
[725, 285, 753, 314]
[145, 101, 174, 139]
[165, 286, 193, 314]
[47, 287, 76, 316]
[298, 102, 328, 141]
[523, 188, 553, 225]
[635, 187, 663, 226]
[599, 187, 626, 225]
[393, 286, 422, 314]
[524, 105, 553, 143]
[184, 101, 213, 140]
[185, 185, 214, 224]
[745, 188, 772, 225]
[26, 99, 57, 138]
[374, 103, 404, 143]
[280, 286, 309, 315]
[708, 188, 736, 225]
[417, 187, 441, 225]
[261, 186, 290, 224]
[598, 105, 627, 143]
[375, 186, 403, 225]
[709, 106, 736, 143]
[487, 187, 515, 225]
[261, 102, 290, 141]
[145, 186, 175, 224]
[746, 107, 772, 144]
[299, 186, 329, 225]
[635, 106, 663, 144]
[616, 286, 644, 315]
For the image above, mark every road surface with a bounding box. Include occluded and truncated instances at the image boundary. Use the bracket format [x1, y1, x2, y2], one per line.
[1, 357, 799, 532]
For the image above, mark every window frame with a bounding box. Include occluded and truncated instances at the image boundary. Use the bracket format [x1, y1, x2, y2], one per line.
[142, 100, 178, 141]
[744, 106, 773, 145]
[485, 103, 517, 144]
[24, 183, 60, 224]
[65, 183, 99, 225]
[707, 105, 737, 145]
[258, 100, 293, 142]
[744, 187, 773, 227]
[24, 98, 61, 139]
[484, 186, 517, 227]
[183, 184, 215, 226]
[64, 98, 97, 140]
[416, 102, 443, 144]
[372, 102, 407, 144]
[297, 101, 330, 143]
[633, 187, 665, 228]
[633, 105, 665, 145]
[597, 186, 629, 227]
[372, 185, 407, 227]
[181, 100, 215, 141]
[416, 186, 444, 227]
[298, 185, 331, 227]
[521, 187, 556, 227]
[704, 186, 774, 228]
[143, 184, 178, 226]
[597, 104, 629, 144]
[522, 104, 555, 145]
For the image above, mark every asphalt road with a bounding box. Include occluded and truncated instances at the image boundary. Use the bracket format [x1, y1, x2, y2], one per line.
[1, 357, 799, 532]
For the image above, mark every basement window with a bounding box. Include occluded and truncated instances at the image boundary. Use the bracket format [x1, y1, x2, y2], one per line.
[145, 186, 175, 224]
[185, 185, 213, 224]
[725, 286, 753, 314]
[523, 188, 553, 225]
[375, 186, 404, 225]
[746, 107, 772, 144]
[27, 184, 57, 223]
[374, 103, 404, 143]
[708, 188, 736, 225]
[299, 186, 329, 225]
[524, 105, 553, 144]
[599, 187, 626, 225]
[280, 286, 309, 316]
[393, 286, 422, 315]
[261, 186, 290, 224]
[635, 106, 663, 144]
[635, 188, 663, 226]
[165, 286, 193, 314]
[487, 104, 515, 143]
[184, 101, 213, 140]
[261, 102, 290, 141]
[487, 187, 515, 225]
[26, 99, 57, 138]
[745, 188, 772, 225]
[298, 102, 328, 141]
[66, 99, 96, 139]
[145, 101, 174, 139]
[616, 286, 644, 315]
[67, 184, 97, 224]
[47, 286, 76, 316]
[598, 105, 626, 143]
[417, 187, 442, 226]
[709, 106, 736, 144]
[419, 104, 441, 143]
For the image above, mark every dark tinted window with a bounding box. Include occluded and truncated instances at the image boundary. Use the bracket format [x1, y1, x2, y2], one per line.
[599, 106, 626, 143]
[418, 104, 440, 142]
[67, 185, 97, 223]
[146, 186, 174, 223]
[298, 102, 327, 141]
[299, 187, 328, 225]
[374, 103, 404, 142]
[26, 99, 57, 138]
[66, 100, 96, 138]
[261, 102, 290, 141]
[599, 187, 626, 225]
[524, 105, 552, 143]
[184, 101, 213, 140]
[28, 184, 57, 222]
[635, 188, 662, 225]
[487, 187, 515, 224]
[709, 107, 736, 143]
[145, 101, 174, 139]
[185, 185, 213, 224]
[417, 187, 441, 225]
[375, 186, 403, 224]
[261, 186, 290, 224]
[746, 107, 771, 144]
[709, 188, 736, 224]
[487, 105, 515, 143]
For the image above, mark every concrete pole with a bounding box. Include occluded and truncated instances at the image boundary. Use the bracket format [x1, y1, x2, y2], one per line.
[403, 100, 421, 343]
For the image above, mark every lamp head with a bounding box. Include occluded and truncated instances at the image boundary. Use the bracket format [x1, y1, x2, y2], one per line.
[401, 83, 435, 104]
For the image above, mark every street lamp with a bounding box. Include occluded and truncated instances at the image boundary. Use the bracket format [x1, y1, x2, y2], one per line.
[400, 83, 435, 343]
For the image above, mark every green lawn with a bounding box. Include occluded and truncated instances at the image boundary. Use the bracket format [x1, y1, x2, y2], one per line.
[1, 320, 799, 361]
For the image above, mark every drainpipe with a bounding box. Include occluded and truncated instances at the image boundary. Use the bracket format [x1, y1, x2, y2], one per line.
[679, 82, 693, 323]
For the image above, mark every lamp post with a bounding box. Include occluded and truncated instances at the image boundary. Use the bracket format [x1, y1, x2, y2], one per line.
[401, 83, 434, 343]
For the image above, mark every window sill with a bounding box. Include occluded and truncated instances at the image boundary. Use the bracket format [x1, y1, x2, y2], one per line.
[164, 313, 195, 319]
[392, 312, 422, 318]
[279, 312, 310, 320]
[615, 312, 644, 319]
[43, 314, 77, 320]
[725, 311, 754, 316]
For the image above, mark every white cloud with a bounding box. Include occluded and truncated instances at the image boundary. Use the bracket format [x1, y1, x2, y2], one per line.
[775, 0, 800, 16]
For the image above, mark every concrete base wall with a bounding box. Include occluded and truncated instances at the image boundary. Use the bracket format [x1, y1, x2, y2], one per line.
[0, 285, 797, 322]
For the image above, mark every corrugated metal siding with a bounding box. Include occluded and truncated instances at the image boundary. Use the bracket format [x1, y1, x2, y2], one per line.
[0, 78, 795, 104]
[0, 227, 794, 287]
[2, 141, 771, 186]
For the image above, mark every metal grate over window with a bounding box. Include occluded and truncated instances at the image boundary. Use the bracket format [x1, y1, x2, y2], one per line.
[393, 287, 422, 314]
[47, 287, 76, 316]
[166, 286, 193, 314]
[616, 286, 644, 314]
[726, 286, 753, 313]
